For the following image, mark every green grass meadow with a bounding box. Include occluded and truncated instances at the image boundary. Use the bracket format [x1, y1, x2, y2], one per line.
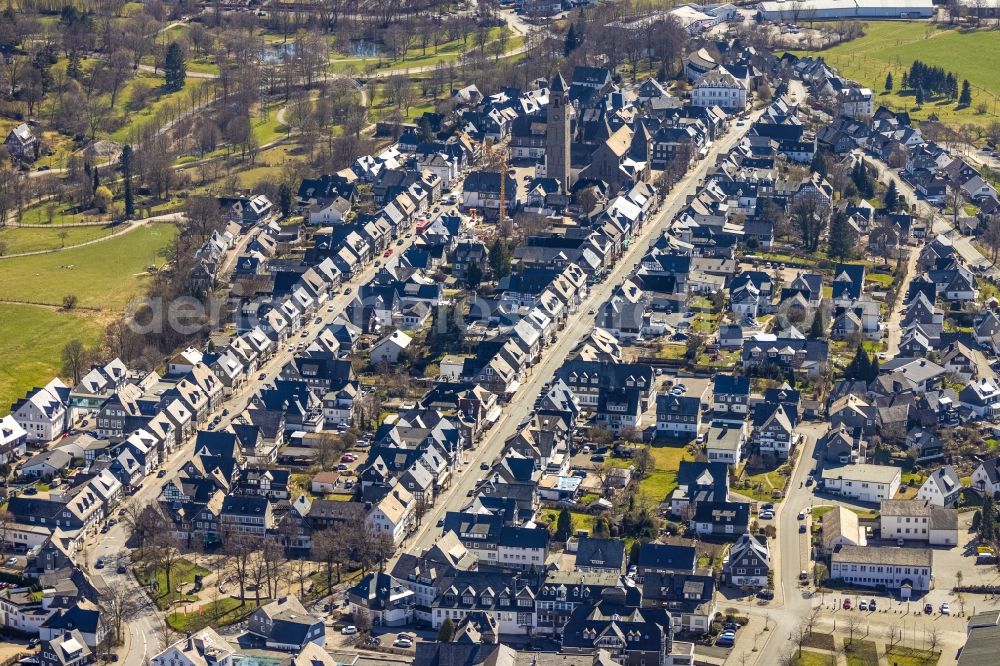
[793, 22, 1000, 128]
[0, 223, 177, 409]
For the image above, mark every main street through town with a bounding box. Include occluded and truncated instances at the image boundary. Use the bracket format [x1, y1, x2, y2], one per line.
[87, 100, 765, 666]
[401, 108, 768, 560]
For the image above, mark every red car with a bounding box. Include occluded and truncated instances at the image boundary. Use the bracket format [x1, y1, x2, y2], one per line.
[384, 248, 393, 257]
[842, 599, 852, 610]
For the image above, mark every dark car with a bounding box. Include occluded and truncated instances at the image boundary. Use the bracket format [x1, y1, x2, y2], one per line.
[116, 563, 127, 574]
[480, 462, 489, 470]
[157, 470, 167, 478]
[590, 455, 606, 463]
[95, 559, 105, 569]
[723, 622, 741, 632]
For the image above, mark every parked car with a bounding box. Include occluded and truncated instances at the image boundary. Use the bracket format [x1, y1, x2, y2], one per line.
[723, 622, 741, 632]
[869, 599, 877, 611]
[4, 557, 17, 567]
[95, 559, 105, 569]
[924, 603, 933, 614]
[716, 631, 736, 647]
[116, 563, 127, 574]
[157, 470, 167, 478]
[393, 638, 412, 649]
[480, 462, 489, 470]
[940, 603, 950, 615]
[798, 524, 807, 533]
[859, 600, 868, 611]
[843, 599, 852, 610]
[341, 625, 358, 635]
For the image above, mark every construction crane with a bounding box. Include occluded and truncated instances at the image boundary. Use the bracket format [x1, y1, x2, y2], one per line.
[482, 138, 510, 227]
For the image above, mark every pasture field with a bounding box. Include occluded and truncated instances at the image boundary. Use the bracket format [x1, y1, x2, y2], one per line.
[793, 22, 1000, 128]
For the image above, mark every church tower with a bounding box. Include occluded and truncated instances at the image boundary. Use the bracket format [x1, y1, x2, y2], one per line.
[546, 72, 572, 194]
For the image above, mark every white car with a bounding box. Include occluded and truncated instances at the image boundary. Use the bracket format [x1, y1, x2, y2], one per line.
[940, 603, 950, 615]
[341, 625, 358, 635]
[392, 638, 413, 648]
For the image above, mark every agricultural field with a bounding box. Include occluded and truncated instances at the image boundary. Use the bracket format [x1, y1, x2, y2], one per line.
[793, 22, 1000, 128]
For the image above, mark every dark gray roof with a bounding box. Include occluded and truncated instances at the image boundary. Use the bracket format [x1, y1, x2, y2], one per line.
[575, 537, 626, 571]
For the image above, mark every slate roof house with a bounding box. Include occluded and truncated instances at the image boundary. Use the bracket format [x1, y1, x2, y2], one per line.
[247, 596, 325, 650]
[573, 537, 627, 574]
[670, 460, 729, 517]
[723, 532, 770, 588]
[640, 571, 716, 634]
[5, 123, 38, 162]
[691, 501, 750, 538]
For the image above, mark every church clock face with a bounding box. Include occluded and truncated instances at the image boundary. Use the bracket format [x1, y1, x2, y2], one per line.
[553, 113, 560, 121]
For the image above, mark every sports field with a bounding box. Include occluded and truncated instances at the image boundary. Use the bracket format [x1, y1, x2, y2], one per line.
[793, 22, 1000, 127]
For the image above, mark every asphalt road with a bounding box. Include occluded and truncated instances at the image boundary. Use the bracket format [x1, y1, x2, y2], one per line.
[399, 108, 767, 561]
[100, 102, 764, 663]
[86, 208, 438, 666]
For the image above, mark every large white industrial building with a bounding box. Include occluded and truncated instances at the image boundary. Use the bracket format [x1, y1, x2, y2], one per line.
[757, 0, 934, 22]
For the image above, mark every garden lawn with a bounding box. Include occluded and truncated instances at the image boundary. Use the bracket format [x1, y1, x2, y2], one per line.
[0, 225, 117, 254]
[539, 509, 595, 534]
[0, 222, 177, 309]
[0, 304, 103, 412]
[637, 444, 695, 503]
[792, 22, 1000, 128]
[865, 273, 894, 289]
